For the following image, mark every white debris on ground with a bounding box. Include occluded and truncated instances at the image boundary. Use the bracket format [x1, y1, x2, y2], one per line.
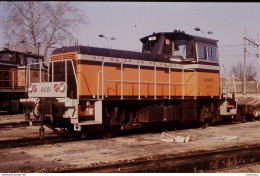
[211, 136, 239, 140]
[160, 131, 191, 143]
[160, 131, 238, 143]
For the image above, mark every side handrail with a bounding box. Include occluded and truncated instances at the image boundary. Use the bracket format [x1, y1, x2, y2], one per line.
[220, 73, 236, 99]
[0, 69, 26, 90]
[232, 74, 237, 100]
[96, 60, 197, 100]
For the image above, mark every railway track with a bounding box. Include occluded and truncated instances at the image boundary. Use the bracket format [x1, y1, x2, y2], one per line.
[56, 144, 260, 173]
[0, 116, 259, 173]
[0, 133, 77, 149]
[0, 120, 41, 128]
[0, 115, 258, 150]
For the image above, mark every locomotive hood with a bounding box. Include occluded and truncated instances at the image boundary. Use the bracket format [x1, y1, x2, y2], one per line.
[51, 45, 182, 64]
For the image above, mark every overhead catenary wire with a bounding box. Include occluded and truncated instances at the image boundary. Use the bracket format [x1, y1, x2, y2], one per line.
[219, 44, 249, 47]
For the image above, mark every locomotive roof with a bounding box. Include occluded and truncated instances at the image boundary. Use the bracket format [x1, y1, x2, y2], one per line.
[51, 31, 219, 63]
[140, 31, 219, 46]
[0, 48, 43, 58]
[52, 45, 175, 63]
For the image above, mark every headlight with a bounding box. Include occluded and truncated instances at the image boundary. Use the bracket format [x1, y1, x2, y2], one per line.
[28, 84, 33, 93]
[33, 85, 37, 92]
[59, 83, 65, 93]
[54, 84, 59, 92]
[54, 83, 65, 92]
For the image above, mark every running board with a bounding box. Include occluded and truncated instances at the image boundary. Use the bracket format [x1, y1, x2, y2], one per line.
[78, 121, 102, 125]
[74, 121, 102, 131]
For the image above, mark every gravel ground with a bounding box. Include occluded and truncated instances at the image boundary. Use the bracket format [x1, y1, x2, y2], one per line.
[0, 119, 259, 173]
[0, 113, 55, 141]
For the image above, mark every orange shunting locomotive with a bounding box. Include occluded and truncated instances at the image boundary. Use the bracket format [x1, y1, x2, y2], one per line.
[21, 30, 237, 134]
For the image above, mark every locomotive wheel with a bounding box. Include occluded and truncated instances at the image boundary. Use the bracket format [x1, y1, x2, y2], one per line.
[242, 115, 247, 122]
[199, 105, 207, 123]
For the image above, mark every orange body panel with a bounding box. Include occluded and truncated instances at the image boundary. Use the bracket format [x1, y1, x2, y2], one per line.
[1, 68, 46, 88]
[7, 68, 26, 87]
[196, 72, 220, 96]
[17, 69, 25, 86]
[77, 64, 220, 97]
[50, 53, 220, 98]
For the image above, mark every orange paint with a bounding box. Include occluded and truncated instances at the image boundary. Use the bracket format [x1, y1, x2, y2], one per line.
[51, 53, 220, 98]
[77, 64, 219, 97]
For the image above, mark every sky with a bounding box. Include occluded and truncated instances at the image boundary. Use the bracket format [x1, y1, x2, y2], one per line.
[74, 2, 260, 75]
[1, 2, 260, 75]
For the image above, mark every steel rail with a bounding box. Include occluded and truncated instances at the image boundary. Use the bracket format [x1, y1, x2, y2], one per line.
[56, 144, 260, 173]
[0, 133, 75, 149]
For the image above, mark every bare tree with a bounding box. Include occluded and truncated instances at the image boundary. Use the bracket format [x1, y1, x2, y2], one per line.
[230, 62, 256, 81]
[0, 1, 87, 61]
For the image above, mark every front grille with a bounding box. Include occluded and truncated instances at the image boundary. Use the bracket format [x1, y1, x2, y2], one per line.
[51, 52, 77, 61]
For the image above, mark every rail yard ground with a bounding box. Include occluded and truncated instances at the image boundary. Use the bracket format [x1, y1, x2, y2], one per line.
[0, 92, 260, 173]
[0, 112, 260, 173]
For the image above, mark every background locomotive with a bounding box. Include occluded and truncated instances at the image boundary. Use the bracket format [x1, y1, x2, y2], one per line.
[20, 30, 237, 135]
[0, 48, 44, 113]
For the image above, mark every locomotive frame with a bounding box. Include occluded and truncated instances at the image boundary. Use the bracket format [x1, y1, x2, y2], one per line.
[20, 30, 237, 135]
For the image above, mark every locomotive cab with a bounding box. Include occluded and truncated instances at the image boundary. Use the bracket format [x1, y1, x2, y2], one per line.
[141, 30, 218, 64]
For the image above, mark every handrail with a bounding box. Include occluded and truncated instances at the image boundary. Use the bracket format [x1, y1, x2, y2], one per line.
[121, 63, 123, 100]
[96, 60, 197, 100]
[220, 73, 236, 99]
[0, 69, 26, 90]
[25, 57, 197, 102]
[27, 59, 79, 103]
[154, 66, 157, 99]
[232, 74, 237, 100]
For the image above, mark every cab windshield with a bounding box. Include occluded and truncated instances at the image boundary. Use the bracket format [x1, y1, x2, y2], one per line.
[0, 53, 14, 62]
[26, 57, 41, 68]
[142, 38, 194, 61]
[172, 39, 194, 60]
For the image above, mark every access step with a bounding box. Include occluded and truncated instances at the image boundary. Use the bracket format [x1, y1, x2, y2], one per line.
[78, 120, 102, 125]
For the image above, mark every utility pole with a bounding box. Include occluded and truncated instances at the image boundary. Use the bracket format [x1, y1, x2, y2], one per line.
[243, 29, 260, 94]
[257, 34, 259, 93]
[243, 26, 247, 95]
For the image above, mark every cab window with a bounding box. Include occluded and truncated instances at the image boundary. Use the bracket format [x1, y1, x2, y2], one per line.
[197, 44, 218, 62]
[0, 53, 14, 62]
[172, 39, 194, 60]
[198, 45, 207, 60]
[208, 46, 217, 61]
[19, 54, 25, 66]
[26, 57, 40, 68]
[143, 42, 155, 53]
[162, 39, 172, 55]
